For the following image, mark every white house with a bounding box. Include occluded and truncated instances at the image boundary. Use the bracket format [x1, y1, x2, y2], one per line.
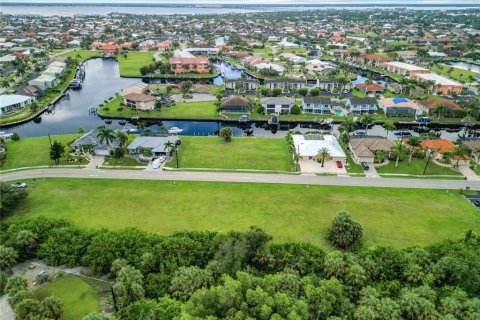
[346, 97, 378, 115]
[292, 134, 346, 162]
[302, 97, 333, 114]
[261, 97, 296, 114]
[0, 94, 35, 115]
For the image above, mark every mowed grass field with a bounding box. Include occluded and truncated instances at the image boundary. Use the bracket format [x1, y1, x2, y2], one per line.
[59, 50, 100, 61]
[0, 134, 81, 170]
[35, 276, 100, 320]
[169, 136, 294, 171]
[117, 51, 154, 77]
[15, 178, 480, 249]
[99, 99, 219, 119]
[376, 158, 463, 176]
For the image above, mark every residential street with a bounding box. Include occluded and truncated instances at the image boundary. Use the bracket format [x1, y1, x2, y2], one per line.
[2, 168, 480, 190]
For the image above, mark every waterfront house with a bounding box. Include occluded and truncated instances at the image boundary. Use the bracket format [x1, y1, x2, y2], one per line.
[121, 82, 149, 97]
[346, 97, 378, 115]
[355, 83, 384, 94]
[419, 98, 462, 117]
[127, 136, 179, 157]
[123, 93, 156, 111]
[219, 96, 253, 113]
[169, 57, 210, 74]
[260, 97, 296, 114]
[224, 78, 258, 92]
[99, 43, 122, 55]
[384, 61, 429, 77]
[349, 138, 394, 163]
[302, 97, 333, 114]
[0, 94, 35, 115]
[71, 129, 121, 156]
[292, 134, 346, 162]
[379, 97, 425, 117]
[412, 73, 463, 95]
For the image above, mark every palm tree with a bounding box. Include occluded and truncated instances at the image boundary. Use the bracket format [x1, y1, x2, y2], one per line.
[391, 140, 409, 168]
[96, 126, 116, 147]
[315, 147, 331, 167]
[435, 104, 447, 120]
[382, 121, 396, 138]
[453, 145, 470, 169]
[361, 115, 374, 134]
[407, 136, 421, 164]
[339, 117, 356, 144]
[164, 141, 179, 168]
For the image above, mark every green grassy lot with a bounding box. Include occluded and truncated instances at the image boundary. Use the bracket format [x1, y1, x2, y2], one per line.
[15, 178, 480, 248]
[99, 98, 219, 119]
[103, 156, 144, 167]
[376, 158, 462, 176]
[168, 136, 294, 171]
[339, 140, 364, 174]
[117, 51, 154, 77]
[385, 41, 410, 47]
[431, 65, 478, 83]
[252, 47, 273, 58]
[35, 276, 100, 320]
[59, 50, 100, 61]
[0, 134, 83, 170]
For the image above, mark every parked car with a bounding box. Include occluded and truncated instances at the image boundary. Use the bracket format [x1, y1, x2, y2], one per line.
[342, 89, 349, 94]
[473, 200, 480, 208]
[361, 162, 370, 170]
[152, 158, 163, 169]
[336, 161, 343, 168]
[158, 156, 166, 163]
[393, 131, 413, 138]
[11, 182, 27, 189]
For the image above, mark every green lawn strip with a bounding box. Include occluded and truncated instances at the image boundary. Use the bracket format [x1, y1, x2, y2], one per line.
[379, 174, 466, 180]
[35, 276, 100, 320]
[0, 134, 82, 170]
[431, 65, 478, 83]
[339, 140, 364, 174]
[117, 51, 154, 77]
[15, 178, 480, 249]
[376, 158, 462, 176]
[103, 156, 144, 167]
[166, 136, 294, 171]
[59, 50, 100, 61]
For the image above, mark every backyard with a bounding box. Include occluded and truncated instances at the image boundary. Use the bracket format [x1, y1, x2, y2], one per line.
[167, 136, 294, 171]
[0, 134, 83, 170]
[13, 178, 480, 249]
[34, 276, 100, 320]
[117, 51, 154, 77]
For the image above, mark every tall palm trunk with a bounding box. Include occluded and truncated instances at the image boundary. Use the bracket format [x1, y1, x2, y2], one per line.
[408, 150, 413, 164]
[395, 153, 400, 168]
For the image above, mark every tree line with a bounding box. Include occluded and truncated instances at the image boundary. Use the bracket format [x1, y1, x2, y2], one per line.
[0, 215, 479, 319]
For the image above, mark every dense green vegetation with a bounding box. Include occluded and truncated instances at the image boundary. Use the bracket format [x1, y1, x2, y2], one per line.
[8, 178, 480, 249]
[168, 136, 294, 171]
[35, 276, 100, 320]
[1, 216, 479, 319]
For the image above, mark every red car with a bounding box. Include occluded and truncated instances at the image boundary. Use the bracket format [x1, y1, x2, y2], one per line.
[336, 161, 343, 168]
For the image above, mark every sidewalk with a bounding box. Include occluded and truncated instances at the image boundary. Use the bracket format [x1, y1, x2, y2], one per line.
[86, 156, 105, 169]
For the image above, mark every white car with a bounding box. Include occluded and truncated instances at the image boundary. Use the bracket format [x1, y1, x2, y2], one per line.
[152, 157, 166, 169]
[11, 182, 27, 189]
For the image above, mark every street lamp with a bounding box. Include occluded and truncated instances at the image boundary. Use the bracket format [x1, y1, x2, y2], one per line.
[422, 148, 434, 176]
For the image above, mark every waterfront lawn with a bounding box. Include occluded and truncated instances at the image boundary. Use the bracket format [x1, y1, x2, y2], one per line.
[16, 178, 480, 248]
[0, 134, 82, 170]
[168, 136, 294, 171]
[117, 51, 154, 77]
[35, 276, 100, 320]
[59, 50, 100, 62]
[431, 64, 478, 83]
[376, 158, 462, 176]
[99, 98, 219, 119]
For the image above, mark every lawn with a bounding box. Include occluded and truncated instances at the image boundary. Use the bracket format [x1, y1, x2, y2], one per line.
[35, 276, 100, 320]
[59, 50, 100, 61]
[15, 178, 480, 249]
[99, 98, 219, 119]
[168, 136, 294, 171]
[339, 139, 364, 174]
[431, 64, 478, 83]
[0, 134, 83, 170]
[376, 158, 463, 176]
[117, 51, 154, 77]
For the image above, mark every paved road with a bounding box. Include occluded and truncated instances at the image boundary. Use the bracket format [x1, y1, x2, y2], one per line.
[2, 168, 480, 190]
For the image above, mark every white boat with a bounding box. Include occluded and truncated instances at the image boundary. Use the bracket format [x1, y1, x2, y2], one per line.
[168, 127, 183, 134]
[0, 131, 13, 139]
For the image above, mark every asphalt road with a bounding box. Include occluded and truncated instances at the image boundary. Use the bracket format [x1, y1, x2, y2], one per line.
[2, 168, 480, 190]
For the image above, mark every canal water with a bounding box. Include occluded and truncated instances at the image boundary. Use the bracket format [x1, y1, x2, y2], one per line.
[443, 61, 480, 74]
[1, 57, 467, 140]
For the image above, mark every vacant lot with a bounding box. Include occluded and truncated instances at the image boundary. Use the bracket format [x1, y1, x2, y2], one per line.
[35, 276, 100, 320]
[1, 134, 82, 170]
[99, 99, 218, 119]
[169, 136, 294, 171]
[117, 51, 154, 77]
[59, 50, 100, 61]
[15, 178, 480, 249]
[376, 158, 462, 176]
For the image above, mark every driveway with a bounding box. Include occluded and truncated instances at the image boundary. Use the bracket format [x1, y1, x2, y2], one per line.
[365, 165, 380, 178]
[458, 165, 480, 181]
[299, 159, 347, 175]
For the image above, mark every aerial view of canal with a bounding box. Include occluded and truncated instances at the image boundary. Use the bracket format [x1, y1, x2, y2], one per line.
[2, 57, 475, 140]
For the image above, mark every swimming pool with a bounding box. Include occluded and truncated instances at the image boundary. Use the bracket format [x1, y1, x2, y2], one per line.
[335, 109, 344, 116]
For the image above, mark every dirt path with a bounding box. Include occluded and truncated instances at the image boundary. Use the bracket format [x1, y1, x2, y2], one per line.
[0, 296, 14, 320]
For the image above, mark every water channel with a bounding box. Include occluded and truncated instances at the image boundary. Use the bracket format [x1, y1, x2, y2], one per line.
[2, 57, 476, 140]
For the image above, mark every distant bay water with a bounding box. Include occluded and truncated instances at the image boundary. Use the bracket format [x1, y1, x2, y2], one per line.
[1, 4, 479, 16]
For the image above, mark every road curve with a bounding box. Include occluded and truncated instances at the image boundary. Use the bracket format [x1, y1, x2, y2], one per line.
[2, 168, 480, 190]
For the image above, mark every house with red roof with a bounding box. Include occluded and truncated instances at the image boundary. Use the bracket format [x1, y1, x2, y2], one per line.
[169, 57, 211, 74]
[355, 83, 384, 94]
[157, 40, 173, 52]
[99, 43, 122, 55]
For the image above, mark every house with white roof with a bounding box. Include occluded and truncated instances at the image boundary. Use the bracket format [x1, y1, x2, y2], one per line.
[412, 73, 463, 95]
[292, 134, 346, 162]
[0, 94, 35, 115]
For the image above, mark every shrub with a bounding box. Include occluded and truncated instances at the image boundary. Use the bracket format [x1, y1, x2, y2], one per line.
[290, 105, 301, 115]
[328, 211, 363, 249]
